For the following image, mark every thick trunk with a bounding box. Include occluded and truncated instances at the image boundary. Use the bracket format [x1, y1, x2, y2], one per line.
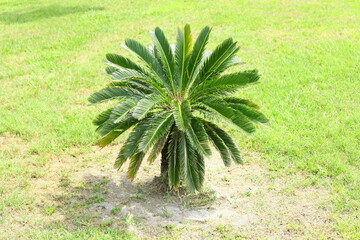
[160, 138, 170, 179]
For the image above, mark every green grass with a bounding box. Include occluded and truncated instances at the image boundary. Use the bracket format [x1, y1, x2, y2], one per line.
[0, 0, 359, 238]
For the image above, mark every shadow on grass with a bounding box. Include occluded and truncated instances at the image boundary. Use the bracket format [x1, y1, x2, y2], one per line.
[0, 4, 104, 24]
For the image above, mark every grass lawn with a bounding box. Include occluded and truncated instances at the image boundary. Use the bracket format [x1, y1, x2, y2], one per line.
[0, 0, 359, 239]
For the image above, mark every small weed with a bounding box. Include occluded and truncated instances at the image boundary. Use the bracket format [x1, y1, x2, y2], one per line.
[243, 190, 252, 197]
[59, 171, 71, 187]
[100, 179, 110, 185]
[100, 220, 113, 228]
[59, 171, 69, 181]
[110, 206, 122, 215]
[162, 208, 173, 218]
[59, 181, 71, 187]
[131, 192, 144, 202]
[92, 179, 109, 193]
[222, 176, 231, 182]
[86, 195, 105, 204]
[92, 184, 101, 193]
[43, 206, 57, 215]
[287, 221, 303, 233]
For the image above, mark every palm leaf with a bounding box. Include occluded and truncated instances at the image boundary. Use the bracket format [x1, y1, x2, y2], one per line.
[108, 80, 153, 94]
[188, 38, 239, 92]
[88, 87, 136, 104]
[132, 95, 162, 120]
[97, 116, 138, 147]
[105, 53, 143, 72]
[187, 118, 211, 156]
[172, 100, 191, 131]
[138, 112, 174, 152]
[147, 135, 168, 163]
[179, 132, 196, 191]
[111, 98, 140, 123]
[96, 130, 123, 148]
[200, 96, 256, 134]
[127, 151, 146, 179]
[149, 27, 175, 92]
[224, 97, 260, 109]
[168, 128, 181, 188]
[228, 103, 268, 123]
[191, 70, 259, 98]
[93, 108, 113, 126]
[114, 121, 148, 169]
[95, 113, 135, 136]
[180, 133, 203, 191]
[204, 122, 232, 166]
[175, 24, 192, 95]
[124, 39, 166, 83]
[184, 26, 211, 93]
[110, 69, 149, 82]
[194, 150, 205, 188]
[205, 121, 242, 163]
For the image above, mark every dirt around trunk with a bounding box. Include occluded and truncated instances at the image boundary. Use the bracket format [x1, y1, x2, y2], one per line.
[1, 139, 337, 239]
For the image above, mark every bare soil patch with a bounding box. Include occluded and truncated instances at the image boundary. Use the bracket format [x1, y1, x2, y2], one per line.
[1, 138, 337, 239]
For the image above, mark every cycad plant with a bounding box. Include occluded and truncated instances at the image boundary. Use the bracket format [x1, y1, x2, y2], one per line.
[89, 25, 268, 192]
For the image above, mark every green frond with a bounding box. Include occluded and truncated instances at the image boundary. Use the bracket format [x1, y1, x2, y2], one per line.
[191, 70, 259, 99]
[175, 24, 193, 95]
[93, 108, 113, 126]
[205, 124, 232, 166]
[205, 121, 242, 164]
[201, 38, 239, 78]
[223, 97, 261, 109]
[172, 100, 191, 131]
[111, 98, 140, 123]
[114, 121, 148, 169]
[96, 116, 138, 147]
[96, 113, 137, 136]
[195, 151, 205, 188]
[124, 38, 166, 83]
[127, 151, 146, 180]
[168, 128, 181, 188]
[188, 38, 239, 93]
[105, 66, 117, 74]
[184, 26, 211, 93]
[147, 135, 168, 163]
[228, 103, 269, 123]
[105, 53, 143, 72]
[96, 130, 123, 148]
[138, 112, 174, 152]
[88, 87, 134, 104]
[132, 95, 162, 120]
[180, 133, 204, 191]
[185, 125, 210, 157]
[149, 27, 175, 92]
[200, 96, 256, 134]
[110, 69, 149, 82]
[108, 80, 153, 94]
[187, 118, 211, 156]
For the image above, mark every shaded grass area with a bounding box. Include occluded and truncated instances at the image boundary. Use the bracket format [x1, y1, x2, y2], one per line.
[1, 0, 359, 238]
[0, 5, 104, 24]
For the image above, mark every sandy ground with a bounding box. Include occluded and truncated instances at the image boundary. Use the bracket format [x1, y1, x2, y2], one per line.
[1, 137, 338, 239]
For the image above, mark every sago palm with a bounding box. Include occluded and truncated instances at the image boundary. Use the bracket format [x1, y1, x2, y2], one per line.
[89, 25, 268, 192]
